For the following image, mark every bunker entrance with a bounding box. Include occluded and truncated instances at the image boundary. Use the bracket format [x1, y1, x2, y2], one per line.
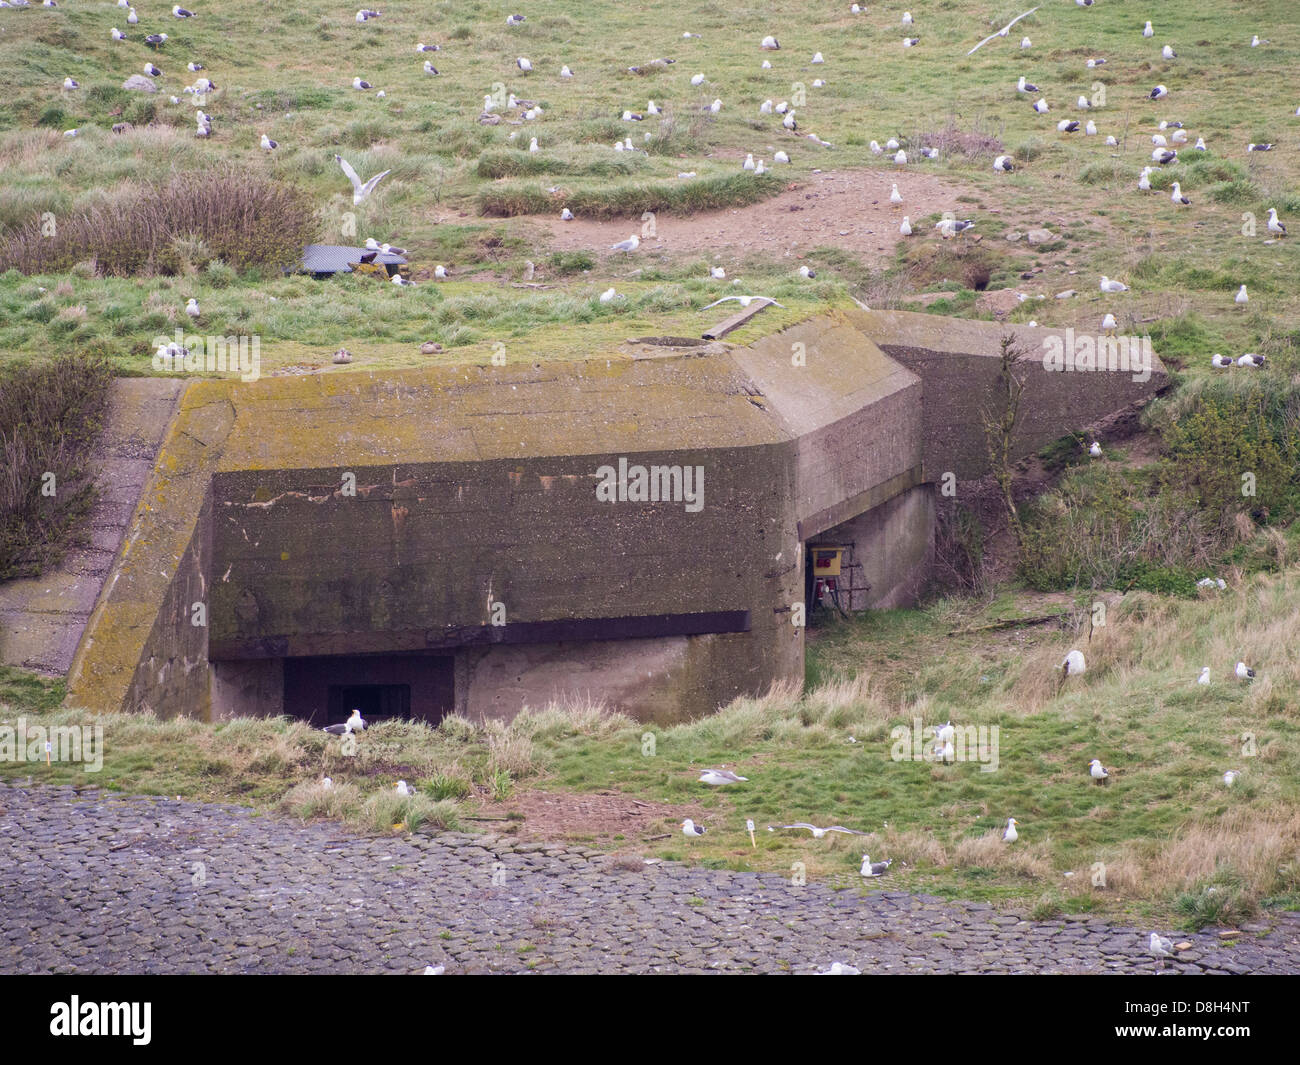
[283, 654, 455, 727]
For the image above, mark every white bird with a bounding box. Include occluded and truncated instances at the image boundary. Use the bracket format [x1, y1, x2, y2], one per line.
[819, 962, 861, 975]
[1150, 85, 1168, 100]
[1266, 208, 1286, 236]
[761, 35, 780, 50]
[395, 780, 413, 796]
[352, 77, 371, 90]
[1021, 37, 1031, 48]
[699, 769, 747, 785]
[1150, 932, 1174, 967]
[1143, 21, 1154, 38]
[1057, 120, 1080, 133]
[1251, 35, 1262, 47]
[798, 265, 816, 279]
[144, 63, 162, 77]
[893, 149, 907, 165]
[1235, 285, 1248, 305]
[423, 965, 445, 975]
[647, 100, 660, 114]
[711, 99, 723, 114]
[702, 295, 784, 310]
[885, 138, 899, 150]
[185, 298, 200, 319]
[899, 216, 912, 236]
[902, 11, 913, 24]
[423, 61, 439, 75]
[260, 133, 277, 150]
[355, 9, 379, 22]
[709, 266, 726, 279]
[1105, 135, 1117, 146]
[62, 77, 79, 90]
[1210, 353, 1232, 368]
[1088, 758, 1110, 783]
[934, 721, 955, 745]
[560, 65, 573, 78]
[434, 265, 448, 279]
[127, 7, 137, 23]
[774, 823, 866, 838]
[1034, 98, 1049, 114]
[1087, 58, 1107, 68]
[1198, 666, 1211, 684]
[323, 708, 367, 735]
[560, 208, 573, 221]
[112, 27, 126, 39]
[1003, 818, 1019, 843]
[391, 273, 416, 286]
[903, 37, 919, 48]
[1089, 441, 1102, 457]
[610, 234, 640, 254]
[993, 155, 1014, 172]
[187, 62, 204, 72]
[1171, 129, 1187, 144]
[1153, 149, 1177, 164]
[1100, 276, 1129, 293]
[516, 57, 532, 74]
[1223, 770, 1241, 787]
[773, 150, 789, 163]
[782, 111, 796, 129]
[1085, 120, 1097, 136]
[869, 140, 882, 154]
[860, 855, 893, 877]
[1237, 353, 1265, 367]
[1235, 661, 1256, 680]
[528, 137, 538, 153]
[1194, 137, 1206, 150]
[1162, 45, 1177, 60]
[599, 287, 617, 304]
[889, 183, 903, 206]
[416, 43, 439, 52]
[934, 739, 955, 764]
[1061, 649, 1087, 676]
[1077, 95, 1090, 110]
[691, 73, 706, 86]
[1170, 182, 1190, 206]
[172, 5, 195, 16]
[1101, 313, 1117, 333]
[335, 155, 391, 205]
[321, 776, 333, 789]
[811, 52, 824, 63]
[1152, 134, 1168, 147]
[681, 818, 706, 838]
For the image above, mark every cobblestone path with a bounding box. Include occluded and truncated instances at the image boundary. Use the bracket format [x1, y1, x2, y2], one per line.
[3, 781, 1298, 974]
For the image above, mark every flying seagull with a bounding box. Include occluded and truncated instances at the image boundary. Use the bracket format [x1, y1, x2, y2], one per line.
[698, 769, 748, 786]
[702, 295, 784, 309]
[967, 6, 1040, 57]
[773, 823, 867, 838]
[335, 154, 391, 205]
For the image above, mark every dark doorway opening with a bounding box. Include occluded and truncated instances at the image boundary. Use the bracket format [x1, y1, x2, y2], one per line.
[329, 684, 411, 726]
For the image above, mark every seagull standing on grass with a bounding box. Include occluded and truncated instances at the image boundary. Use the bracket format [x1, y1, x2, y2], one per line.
[1089, 759, 1110, 784]
[1143, 21, 1154, 38]
[1223, 770, 1241, 786]
[1266, 208, 1286, 236]
[993, 155, 1014, 172]
[322, 708, 367, 736]
[1235, 285, 1248, 306]
[1235, 661, 1256, 680]
[261, 133, 278, 150]
[1170, 182, 1190, 206]
[185, 298, 200, 319]
[681, 819, 706, 838]
[1003, 818, 1019, 843]
[1198, 666, 1212, 684]
[1100, 276, 1128, 293]
[335, 154, 391, 205]
[1089, 441, 1102, 457]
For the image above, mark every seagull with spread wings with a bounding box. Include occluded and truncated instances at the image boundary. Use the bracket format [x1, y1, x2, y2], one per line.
[335, 154, 392, 205]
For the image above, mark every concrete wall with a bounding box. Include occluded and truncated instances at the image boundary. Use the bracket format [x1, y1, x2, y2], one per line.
[210, 658, 282, 721]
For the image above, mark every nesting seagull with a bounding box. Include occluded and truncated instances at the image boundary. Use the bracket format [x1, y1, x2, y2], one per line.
[698, 769, 748, 786]
[899, 216, 912, 236]
[62, 77, 78, 90]
[1033, 98, 1049, 114]
[395, 780, 413, 796]
[1099, 276, 1129, 293]
[1089, 441, 1102, 457]
[1198, 665, 1212, 683]
[761, 35, 780, 50]
[1057, 120, 1080, 133]
[424, 61, 439, 75]
[1162, 45, 1177, 60]
[1223, 770, 1241, 787]
[172, 4, 195, 15]
[681, 819, 706, 838]
[799, 265, 817, 279]
[260, 133, 278, 150]
[860, 855, 893, 878]
[112, 27, 126, 39]
[1247, 143, 1274, 152]
[1210, 354, 1233, 368]
[352, 77, 372, 90]
[391, 274, 416, 286]
[599, 287, 617, 304]
[774, 823, 866, 838]
[1152, 149, 1177, 165]
[1149, 85, 1168, 100]
[1143, 21, 1154, 38]
[1237, 353, 1265, 367]
[1061, 649, 1087, 677]
[993, 155, 1015, 172]
[335, 154, 391, 205]
[1003, 818, 1019, 843]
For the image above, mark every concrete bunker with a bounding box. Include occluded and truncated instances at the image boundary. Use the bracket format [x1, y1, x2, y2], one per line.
[49, 308, 1166, 726]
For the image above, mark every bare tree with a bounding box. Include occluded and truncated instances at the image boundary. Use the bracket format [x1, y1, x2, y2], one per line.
[981, 332, 1030, 550]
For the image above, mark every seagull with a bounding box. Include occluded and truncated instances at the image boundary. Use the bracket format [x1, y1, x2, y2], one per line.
[187, 62, 204, 72]
[1105, 135, 1117, 146]
[775, 823, 867, 838]
[260, 133, 277, 150]
[1086, 58, 1107, 68]
[702, 295, 784, 309]
[505, 13, 525, 25]
[783, 111, 796, 130]
[1162, 45, 1177, 60]
[142, 62, 162, 77]
[560, 65, 573, 78]
[1089, 441, 1102, 457]
[811, 52, 824, 63]
[861, 855, 893, 878]
[936, 219, 975, 237]
[416, 43, 439, 52]
[610, 234, 640, 254]
[1061, 649, 1087, 676]
[819, 962, 862, 975]
[1003, 818, 1019, 843]
[1088, 759, 1110, 784]
[172, 4, 195, 16]
[889, 183, 903, 206]
[899, 216, 912, 236]
[691, 73, 706, 86]
[434, 265, 448, 279]
[391, 274, 416, 286]
[323, 709, 367, 735]
[885, 138, 899, 150]
[901, 11, 913, 24]
[681, 819, 706, 838]
[352, 77, 372, 90]
[1171, 129, 1187, 144]
[1266, 208, 1286, 236]
[1016, 76, 1038, 94]
[321, 777, 333, 789]
[993, 155, 1015, 172]
[185, 298, 200, 319]
[869, 140, 882, 154]
[1152, 149, 1178, 165]
[356, 8, 380, 22]
[560, 208, 574, 221]
[62, 77, 78, 90]
[1248, 143, 1275, 152]
[599, 287, 617, 304]
[127, 7, 137, 23]
[1235, 661, 1256, 680]
[1150, 932, 1174, 967]
[395, 780, 413, 796]
[112, 28, 126, 39]
[902, 38, 919, 48]
[1033, 98, 1049, 114]
[423, 61, 439, 75]
[335, 155, 391, 205]
[893, 150, 907, 165]
[1170, 181, 1190, 206]
[516, 57, 532, 74]
[933, 721, 955, 745]
[761, 35, 779, 50]
[1152, 134, 1168, 147]
[1198, 666, 1212, 684]
[1143, 21, 1154, 38]
[365, 238, 407, 255]
[1021, 37, 1031, 49]
[423, 965, 445, 975]
[1234, 284, 1249, 306]
[1077, 95, 1090, 110]
[1238, 353, 1265, 367]
[773, 150, 789, 163]
[1210, 353, 1233, 368]
[1149, 85, 1168, 100]
[699, 769, 748, 785]
[1057, 120, 1080, 133]
[1223, 770, 1242, 787]
[1100, 276, 1128, 293]
[799, 265, 816, 279]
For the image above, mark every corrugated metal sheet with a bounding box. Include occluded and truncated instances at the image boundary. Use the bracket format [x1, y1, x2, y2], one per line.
[299, 244, 408, 275]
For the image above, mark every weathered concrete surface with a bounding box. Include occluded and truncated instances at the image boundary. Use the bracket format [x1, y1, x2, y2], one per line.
[3, 781, 1296, 975]
[0, 379, 183, 674]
